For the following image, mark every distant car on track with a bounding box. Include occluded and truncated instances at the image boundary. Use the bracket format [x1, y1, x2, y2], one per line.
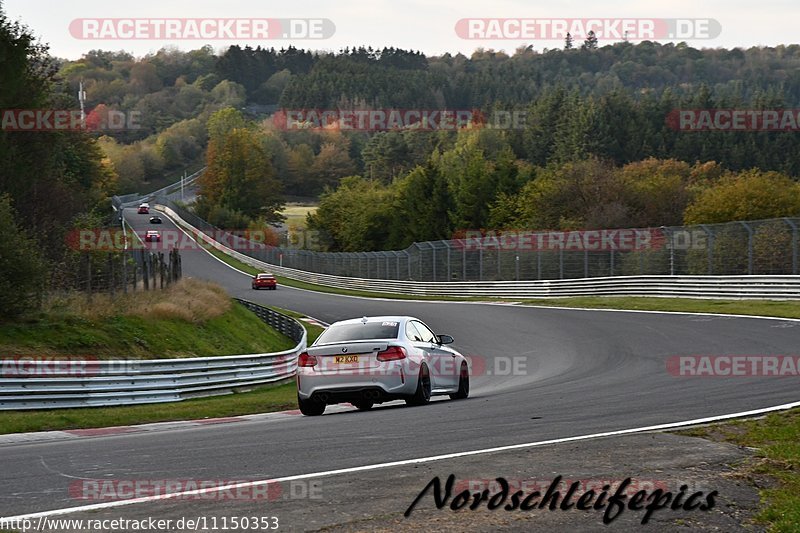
[296, 316, 470, 416]
[144, 230, 161, 242]
[149, 216, 162, 224]
[137, 203, 150, 214]
[252, 273, 277, 290]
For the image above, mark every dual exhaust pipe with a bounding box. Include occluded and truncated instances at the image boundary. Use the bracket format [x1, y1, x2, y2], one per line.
[314, 389, 381, 403]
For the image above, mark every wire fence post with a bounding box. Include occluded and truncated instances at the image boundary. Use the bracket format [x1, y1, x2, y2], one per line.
[785, 218, 798, 275]
[699, 225, 714, 275]
[584, 249, 589, 278]
[739, 221, 754, 275]
[444, 241, 452, 280]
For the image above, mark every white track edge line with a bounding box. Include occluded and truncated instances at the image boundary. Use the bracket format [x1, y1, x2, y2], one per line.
[4, 399, 800, 521]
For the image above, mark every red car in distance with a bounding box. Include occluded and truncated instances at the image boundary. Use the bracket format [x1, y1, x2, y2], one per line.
[137, 203, 150, 214]
[252, 273, 277, 290]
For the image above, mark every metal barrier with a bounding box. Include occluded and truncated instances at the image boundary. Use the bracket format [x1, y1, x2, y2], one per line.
[160, 198, 800, 281]
[0, 301, 307, 410]
[111, 168, 205, 212]
[160, 204, 800, 300]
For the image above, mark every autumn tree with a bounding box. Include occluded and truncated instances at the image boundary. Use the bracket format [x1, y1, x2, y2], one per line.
[684, 170, 800, 224]
[199, 109, 284, 225]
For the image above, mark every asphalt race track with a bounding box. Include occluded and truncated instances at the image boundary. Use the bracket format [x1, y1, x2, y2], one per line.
[0, 208, 798, 522]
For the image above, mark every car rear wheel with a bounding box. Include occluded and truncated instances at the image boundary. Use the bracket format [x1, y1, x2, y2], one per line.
[405, 364, 431, 406]
[351, 400, 374, 411]
[449, 363, 469, 400]
[298, 395, 325, 416]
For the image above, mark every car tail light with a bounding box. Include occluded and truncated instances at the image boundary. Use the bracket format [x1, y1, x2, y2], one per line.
[298, 352, 317, 367]
[377, 346, 407, 362]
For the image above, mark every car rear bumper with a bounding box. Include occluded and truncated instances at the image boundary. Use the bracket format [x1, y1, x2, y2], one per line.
[297, 370, 415, 403]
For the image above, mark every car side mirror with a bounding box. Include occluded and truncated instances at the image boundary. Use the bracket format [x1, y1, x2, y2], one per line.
[437, 334, 454, 345]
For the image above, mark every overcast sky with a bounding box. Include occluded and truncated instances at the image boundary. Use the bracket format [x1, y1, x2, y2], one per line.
[4, 0, 798, 60]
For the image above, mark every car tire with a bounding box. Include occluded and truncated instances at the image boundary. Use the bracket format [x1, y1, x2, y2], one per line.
[298, 395, 325, 416]
[449, 362, 470, 400]
[352, 400, 374, 411]
[405, 364, 431, 406]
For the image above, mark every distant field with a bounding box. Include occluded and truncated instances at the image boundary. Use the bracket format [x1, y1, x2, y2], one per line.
[281, 204, 317, 230]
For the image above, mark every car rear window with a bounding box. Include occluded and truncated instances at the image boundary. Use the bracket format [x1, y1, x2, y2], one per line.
[316, 321, 400, 344]
[258, 274, 274, 279]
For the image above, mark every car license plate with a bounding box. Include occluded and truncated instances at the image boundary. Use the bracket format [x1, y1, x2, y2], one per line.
[334, 355, 359, 364]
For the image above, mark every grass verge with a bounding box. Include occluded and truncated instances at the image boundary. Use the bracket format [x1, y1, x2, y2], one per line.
[676, 408, 800, 531]
[1, 279, 295, 358]
[519, 296, 800, 319]
[0, 382, 298, 435]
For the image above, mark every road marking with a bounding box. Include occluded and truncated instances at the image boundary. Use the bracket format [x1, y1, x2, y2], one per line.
[4, 399, 800, 521]
[516, 303, 800, 323]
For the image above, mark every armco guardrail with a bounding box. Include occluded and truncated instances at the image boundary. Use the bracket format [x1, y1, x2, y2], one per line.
[159, 204, 800, 300]
[0, 301, 306, 410]
[112, 168, 204, 212]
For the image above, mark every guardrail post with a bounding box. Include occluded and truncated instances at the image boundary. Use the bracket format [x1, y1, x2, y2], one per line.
[785, 218, 798, 274]
[479, 246, 484, 281]
[559, 248, 564, 279]
[609, 250, 615, 276]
